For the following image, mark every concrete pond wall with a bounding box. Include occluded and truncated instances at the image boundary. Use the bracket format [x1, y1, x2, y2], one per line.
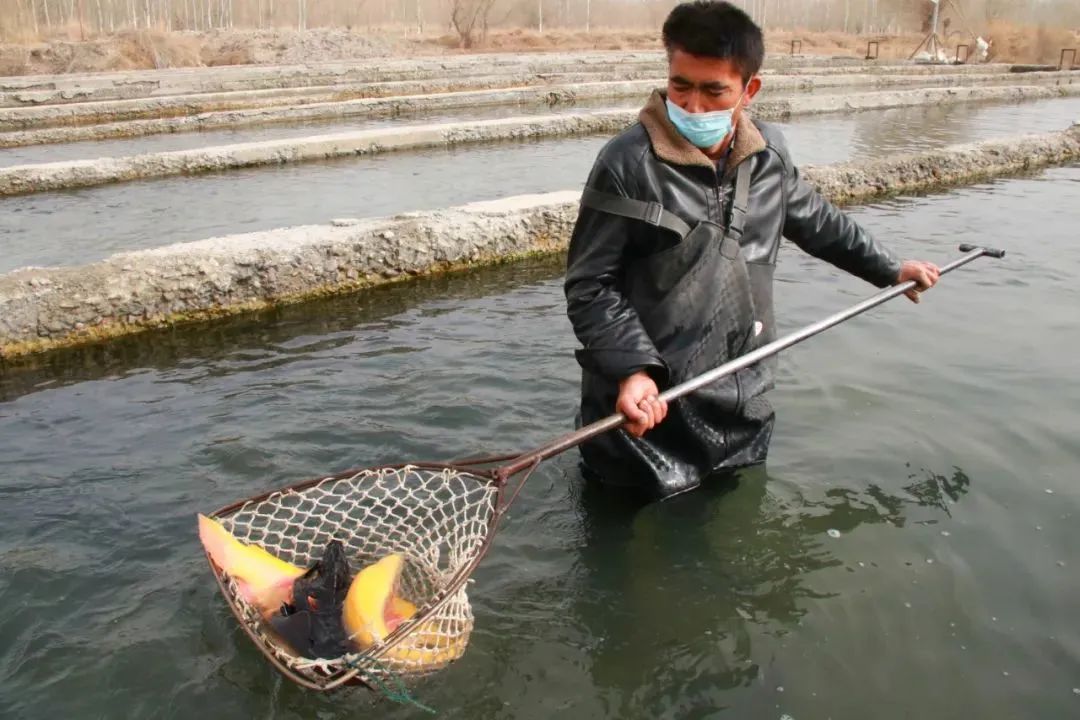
[2, 122, 1077, 359]
[4, 82, 1078, 196]
[5, 67, 1071, 135]
[0, 51, 669, 105]
[1, 51, 1012, 106]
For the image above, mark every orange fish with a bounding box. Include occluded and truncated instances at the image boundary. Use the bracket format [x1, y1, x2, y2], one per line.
[198, 513, 305, 617]
[342, 554, 416, 648]
[342, 553, 468, 668]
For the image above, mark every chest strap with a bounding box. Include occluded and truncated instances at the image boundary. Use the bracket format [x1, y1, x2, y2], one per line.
[579, 188, 692, 239]
[727, 161, 751, 238]
[579, 161, 751, 240]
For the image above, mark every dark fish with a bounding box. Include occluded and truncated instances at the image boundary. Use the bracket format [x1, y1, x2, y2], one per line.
[269, 539, 353, 659]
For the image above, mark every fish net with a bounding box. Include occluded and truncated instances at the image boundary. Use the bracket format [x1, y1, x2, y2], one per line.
[207, 463, 501, 692]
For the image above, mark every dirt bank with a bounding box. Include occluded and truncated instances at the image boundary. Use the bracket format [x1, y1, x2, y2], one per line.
[2, 26, 1076, 78]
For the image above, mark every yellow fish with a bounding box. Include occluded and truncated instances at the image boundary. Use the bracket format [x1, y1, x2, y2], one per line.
[343, 553, 468, 668]
[343, 554, 414, 647]
[198, 513, 305, 618]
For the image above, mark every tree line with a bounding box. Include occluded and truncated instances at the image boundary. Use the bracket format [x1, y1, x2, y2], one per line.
[1, 0, 1076, 44]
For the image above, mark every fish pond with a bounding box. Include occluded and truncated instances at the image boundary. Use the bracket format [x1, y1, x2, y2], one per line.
[1, 163, 1078, 718]
[3, 95, 1079, 274]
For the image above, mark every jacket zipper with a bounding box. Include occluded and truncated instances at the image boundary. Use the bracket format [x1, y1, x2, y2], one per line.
[715, 169, 724, 226]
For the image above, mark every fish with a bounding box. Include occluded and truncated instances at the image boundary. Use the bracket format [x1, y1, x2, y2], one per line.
[342, 553, 415, 649]
[197, 513, 305, 618]
[341, 554, 468, 668]
[269, 546, 419, 660]
[269, 539, 354, 659]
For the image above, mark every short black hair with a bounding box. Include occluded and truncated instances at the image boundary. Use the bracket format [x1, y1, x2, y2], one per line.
[662, 1, 765, 82]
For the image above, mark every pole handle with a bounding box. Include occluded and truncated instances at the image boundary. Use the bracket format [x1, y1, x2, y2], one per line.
[959, 243, 1006, 258]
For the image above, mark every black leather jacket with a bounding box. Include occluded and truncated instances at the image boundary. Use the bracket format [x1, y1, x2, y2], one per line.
[564, 90, 902, 499]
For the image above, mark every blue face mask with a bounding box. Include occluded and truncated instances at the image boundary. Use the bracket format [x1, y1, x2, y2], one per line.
[666, 94, 744, 149]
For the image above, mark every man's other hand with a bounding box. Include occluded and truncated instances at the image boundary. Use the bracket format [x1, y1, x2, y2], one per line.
[896, 260, 941, 303]
[616, 371, 669, 437]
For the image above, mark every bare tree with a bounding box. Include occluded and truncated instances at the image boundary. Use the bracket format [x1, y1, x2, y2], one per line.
[27, 0, 41, 34]
[449, 0, 497, 48]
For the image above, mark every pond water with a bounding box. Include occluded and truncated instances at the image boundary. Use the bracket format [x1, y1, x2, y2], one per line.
[2, 164, 1078, 719]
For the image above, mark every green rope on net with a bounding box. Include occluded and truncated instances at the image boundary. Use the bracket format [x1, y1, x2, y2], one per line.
[345, 655, 437, 715]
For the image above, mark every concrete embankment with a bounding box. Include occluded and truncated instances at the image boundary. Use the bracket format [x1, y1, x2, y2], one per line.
[0, 50, 1018, 107]
[2, 123, 1077, 359]
[0, 110, 634, 196]
[4, 68, 1074, 137]
[3, 83, 1078, 196]
[0, 51, 668, 106]
[766, 62, 1016, 77]
[0, 71, 661, 132]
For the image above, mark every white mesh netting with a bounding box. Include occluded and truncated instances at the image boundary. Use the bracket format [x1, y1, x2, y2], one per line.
[214, 464, 499, 687]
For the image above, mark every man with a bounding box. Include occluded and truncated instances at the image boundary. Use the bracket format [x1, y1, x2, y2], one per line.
[564, 1, 940, 501]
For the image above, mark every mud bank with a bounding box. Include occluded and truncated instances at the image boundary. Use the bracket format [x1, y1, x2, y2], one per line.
[3, 83, 1078, 196]
[2, 123, 1077, 358]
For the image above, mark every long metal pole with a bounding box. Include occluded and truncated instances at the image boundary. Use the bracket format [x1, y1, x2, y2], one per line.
[496, 244, 1004, 479]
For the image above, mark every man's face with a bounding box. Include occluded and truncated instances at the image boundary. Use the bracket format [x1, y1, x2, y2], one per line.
[666, 48, 761, 118]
